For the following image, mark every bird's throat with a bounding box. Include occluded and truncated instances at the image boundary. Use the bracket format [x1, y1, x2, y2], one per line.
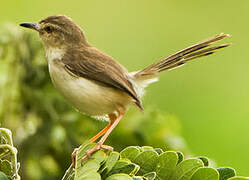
[46, 47, 65, 63]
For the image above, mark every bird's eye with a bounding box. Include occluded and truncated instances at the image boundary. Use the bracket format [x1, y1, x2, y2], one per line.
[44, 26, 53, 33]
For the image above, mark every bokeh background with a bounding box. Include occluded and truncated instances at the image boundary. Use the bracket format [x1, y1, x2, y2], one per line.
[0, 0, 249, 179]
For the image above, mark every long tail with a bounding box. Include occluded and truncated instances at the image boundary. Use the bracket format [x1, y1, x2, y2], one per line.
[134, 33, 230, 79]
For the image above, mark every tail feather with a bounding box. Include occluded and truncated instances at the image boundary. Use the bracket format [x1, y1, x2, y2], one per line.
[134, 33, 231, 78]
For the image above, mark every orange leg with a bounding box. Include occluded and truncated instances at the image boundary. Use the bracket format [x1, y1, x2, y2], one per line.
[82, 107, 126, 162]
[89, 114, 116, 142]
[72, 112, 122, 166]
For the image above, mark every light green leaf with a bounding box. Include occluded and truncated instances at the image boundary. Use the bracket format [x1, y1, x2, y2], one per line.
[100, 151, 120, 177]
[141, 146, 154, 152]
[120, 146, 141, 161]
[191, 167, 219, 180]
[143, 172, 156, 180]
[74, 142, 107, 180]
[76, 170, 101, 180]
[132, 176, 144, 180]
[75, 150, 106, 179]
[106, 173, 133, 180]
[111, 159, 131, 170]
[155, 151, 179, 180]
[228, 177, 249, 180]
[171, 158, 204, 180]
[0, 171, 9, 180]
[108, 162, 140, 176]
[134, 150, 159, 175]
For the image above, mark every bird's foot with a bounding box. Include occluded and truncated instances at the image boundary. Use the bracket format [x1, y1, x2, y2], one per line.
[71, 147, 79, 168]
[81, 143, 113, 164]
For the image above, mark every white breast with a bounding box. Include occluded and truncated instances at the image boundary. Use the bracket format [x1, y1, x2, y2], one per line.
[46, 48, 133, 118]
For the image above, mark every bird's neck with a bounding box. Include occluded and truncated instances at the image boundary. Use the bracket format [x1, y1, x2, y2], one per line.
[45, 47, 65, 63]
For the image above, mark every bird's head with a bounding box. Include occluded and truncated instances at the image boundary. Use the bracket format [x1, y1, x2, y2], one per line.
[20, 15, 88, 49]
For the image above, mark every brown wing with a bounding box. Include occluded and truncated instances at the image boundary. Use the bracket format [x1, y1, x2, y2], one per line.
[62, 47, 143, 110]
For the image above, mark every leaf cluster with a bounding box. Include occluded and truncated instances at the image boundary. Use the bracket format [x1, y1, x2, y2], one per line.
[0, 128, 20, 180]
[62, 142, 249, 180]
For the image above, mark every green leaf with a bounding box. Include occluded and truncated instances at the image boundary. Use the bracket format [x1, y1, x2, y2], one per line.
[76, 142, 95, 165]
[198, 157, 209, 167]
[75, 170, 101, 180]
[143, 172, 157, 180]
[155, 151, 179, 180]
[171, 158, 204, 180]
[106, 173, 133, 180]
[217, 167, 236, 180]
[141, 146, 154, 152]
[62, 143, 249, 180]
[177, 152, 184, 164]
[191, 167, 219, 180]
[0, 171, 9, 180]
[108, 162, 140, 176]
[0, 160, 12, 176]
[111, 159, 131, 170]
[228, 177, 249, 180]
[74, 142, 107, 180]
[132, 176, 144, 180]
[154, 148, 163, 155]
[100, 151, 120, 177]
[120, 146, 141, 162]
[133, 150, 159, 175]
[75, 150, 106, 179]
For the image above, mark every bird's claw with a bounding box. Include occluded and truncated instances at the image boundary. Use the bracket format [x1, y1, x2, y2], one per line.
[71, 147, 79, 168]
[81, 143, 113, 165]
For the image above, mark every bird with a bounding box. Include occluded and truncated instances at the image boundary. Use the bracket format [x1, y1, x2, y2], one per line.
[20, 15, 230, 164]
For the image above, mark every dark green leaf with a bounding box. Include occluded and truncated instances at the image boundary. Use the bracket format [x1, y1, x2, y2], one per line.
[176, 152, 184, 164]
[217, 167, 236, 180]
[154, 148, 163, 155]
[198, 157, 209, 167]
[0, 160, 12, 176]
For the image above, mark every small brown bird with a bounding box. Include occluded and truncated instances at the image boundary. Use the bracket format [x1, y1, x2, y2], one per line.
[20, 15, 230, 163]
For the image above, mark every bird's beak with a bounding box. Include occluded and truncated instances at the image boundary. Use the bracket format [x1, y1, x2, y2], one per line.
[20, 22, 40, 31]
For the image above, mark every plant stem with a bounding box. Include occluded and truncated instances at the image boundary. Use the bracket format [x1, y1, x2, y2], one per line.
[61, 164, 74, 180]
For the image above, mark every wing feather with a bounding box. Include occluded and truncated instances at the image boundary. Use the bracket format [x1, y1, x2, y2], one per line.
[62, 47, 143, 110]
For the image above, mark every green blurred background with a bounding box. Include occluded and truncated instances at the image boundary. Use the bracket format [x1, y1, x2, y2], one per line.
[0, 0, 249, 179]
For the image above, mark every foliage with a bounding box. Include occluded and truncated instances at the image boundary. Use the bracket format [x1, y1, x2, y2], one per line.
[0, 128, 20, 180]
[1, 128, 249, 180]
[62, 142, 249, 180]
